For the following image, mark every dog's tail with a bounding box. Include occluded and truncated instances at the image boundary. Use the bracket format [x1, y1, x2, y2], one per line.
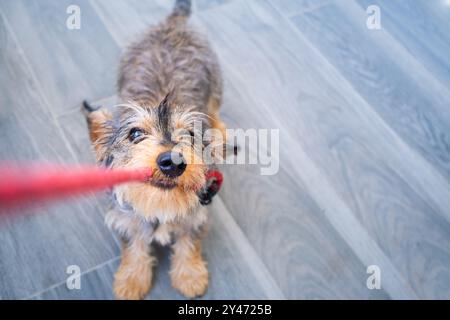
[167, 0, 191, 23]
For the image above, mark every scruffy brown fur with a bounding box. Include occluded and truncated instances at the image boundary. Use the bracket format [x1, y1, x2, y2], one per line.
[84, 0, 225, 299]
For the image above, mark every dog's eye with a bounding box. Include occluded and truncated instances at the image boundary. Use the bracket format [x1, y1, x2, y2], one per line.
[129, 128, 145, 143]
[187, 130, 197, 144]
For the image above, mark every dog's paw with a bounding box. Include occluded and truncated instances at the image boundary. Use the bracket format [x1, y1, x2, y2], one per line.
[171, 259, 209, 298]
[113, 265, 152, 300]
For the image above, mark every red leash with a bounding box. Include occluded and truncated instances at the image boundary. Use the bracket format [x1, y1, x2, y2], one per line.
[205, 170, 223, 193]
[0, 163, 223, 210]
[0, 164, 153, 209]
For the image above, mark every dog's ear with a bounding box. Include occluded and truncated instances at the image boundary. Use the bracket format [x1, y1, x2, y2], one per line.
[82, 101, 113, 163]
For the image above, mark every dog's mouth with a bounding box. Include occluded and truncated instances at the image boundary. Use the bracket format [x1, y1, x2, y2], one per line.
[149, 178, 177, 190]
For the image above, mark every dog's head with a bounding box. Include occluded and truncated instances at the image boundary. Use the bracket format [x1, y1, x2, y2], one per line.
[83, 97, 210, 220]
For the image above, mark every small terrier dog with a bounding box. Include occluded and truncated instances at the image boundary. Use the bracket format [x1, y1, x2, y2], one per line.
[83, 0, 227, 299]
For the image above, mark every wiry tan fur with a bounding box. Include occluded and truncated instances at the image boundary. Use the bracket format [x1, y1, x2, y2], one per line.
[113, 237, 156, 300]
[84, 0, 225, 300]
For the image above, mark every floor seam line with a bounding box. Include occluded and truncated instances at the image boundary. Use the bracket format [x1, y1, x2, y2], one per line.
[267, 0, 450, 222]
[214, 196, 287, 299]
[24, 255, 121, 300]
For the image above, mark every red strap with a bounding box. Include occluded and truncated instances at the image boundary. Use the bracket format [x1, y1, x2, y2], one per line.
[0, 164, 152, 209]
[205, 170, 223, 193]
[0, 164, 223, 210]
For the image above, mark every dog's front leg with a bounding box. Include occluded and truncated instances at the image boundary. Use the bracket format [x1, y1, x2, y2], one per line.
[170, 233, 208, 298]
[114, 236, 155, 300]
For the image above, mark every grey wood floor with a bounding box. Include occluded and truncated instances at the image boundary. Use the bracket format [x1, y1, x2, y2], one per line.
[0, 0, 449, 299]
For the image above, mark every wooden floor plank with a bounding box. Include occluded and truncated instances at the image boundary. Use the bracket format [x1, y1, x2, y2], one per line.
[268, 0, 333, 15]
[57, 110, 95, 164]
[89, 0, 171, 48]
[0, 10, 119, 299]
[290, 0, 450, 183]
[196, 0, 450, 298]
[218, 150, 390, 299]
[196, 0, 233, 11]
[0, 0, 121, 115]
[215, 82, 390, 299]
[288, 2, 450, 297]
[356, 0, 450, 89]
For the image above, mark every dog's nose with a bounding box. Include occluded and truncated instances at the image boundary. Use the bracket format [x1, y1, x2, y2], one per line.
[156, 152, 186, 178]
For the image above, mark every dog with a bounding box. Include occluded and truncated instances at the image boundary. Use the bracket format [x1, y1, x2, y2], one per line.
[83, 0, 227, 299]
